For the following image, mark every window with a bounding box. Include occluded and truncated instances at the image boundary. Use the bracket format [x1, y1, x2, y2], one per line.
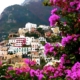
[17, 48, 18, 52]
[24, 48, 26, 52]
[22, 48, 23, 52]
[19, 48, 21, 52]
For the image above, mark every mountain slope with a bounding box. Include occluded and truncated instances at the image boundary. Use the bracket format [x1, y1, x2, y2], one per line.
[24, 0, 51, 24]
[0, 0, 52, 40]
[22, 0, 40, 5]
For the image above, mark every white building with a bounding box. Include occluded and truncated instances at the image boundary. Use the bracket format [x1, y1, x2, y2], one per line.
[8, 46, 31, 54]
[25, 22, 37, 32]
[31, 41, 40, 51]
[8, 47, 16, 53]
[8, 36, 43, 53]
[38, 25, 49, 30]
[38, 46, 46, 58]
[9, 39, 16, 43]
[26, 37, 41, 51]
[26, 37, 34, 45]
[38, 37, 46, 42]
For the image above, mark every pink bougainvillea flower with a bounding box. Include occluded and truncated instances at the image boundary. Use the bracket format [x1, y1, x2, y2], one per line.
[24, 59, 36, 66]
[30, 69, 35, 77]
[63, 22, 67, 26]
[49, 14, 60, 27]
[51, 8, 58, 14]
[70, 2, 76, 7]
[44, 43, 54, 55]
[8, 67, 13, 71]
[30, 60, 36, 66]
[66, 62, 80, 80]
[76, 3, 80, 10]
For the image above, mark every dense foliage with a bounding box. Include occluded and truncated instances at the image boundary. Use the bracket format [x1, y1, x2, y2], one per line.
[44, 0, 80, 79]
[25, 32, 39, 38]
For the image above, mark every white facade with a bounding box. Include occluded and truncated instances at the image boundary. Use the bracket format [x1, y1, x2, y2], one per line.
[26, 37, 34, 45]
[15, 47, 31, 54]
[26, 37, 40, 51]
[31, 42, 40, 51]
[9, 38, 16, 44]
[38, 25, 49, 30]
[26, 37, 45, 51]
[38, 37, 46, 42]
[8, 46, 31, 54]
[25, 22, 37, 32]
[39, 46, 46, 58]
[8, 36, 45, 53]
[8, 47, 15, 53]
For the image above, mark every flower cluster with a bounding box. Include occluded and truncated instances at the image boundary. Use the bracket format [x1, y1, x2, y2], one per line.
[0, 58, 79, 80]
[60, 54, 67, 65]
[49, 0, 80, 32]
[3, 59, 66, 80]
[5, 64, 31, 79]
[6, 66, 37, 79]
[61, 34, 80, 47]
[61, 34, 80, 63]
[30, 69, 44, 80]
[43, 63, 65, 79]
[24, 59, 36, 67]
[65, 62, 80, 80]
[44, 42, 63, 56]
[50, 0, 80, 12]
[44, 43, 54, 55]
[70, 0, 80, 11]
[49, 8, 60, 26]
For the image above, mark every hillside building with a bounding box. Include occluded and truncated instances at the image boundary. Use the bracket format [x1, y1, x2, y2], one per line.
[25, 22, 37, 32]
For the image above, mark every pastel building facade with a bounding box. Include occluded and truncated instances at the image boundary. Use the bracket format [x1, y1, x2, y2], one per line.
[9, 37, 26, 47]
[31, 42, 40, 51]
[14, 38, 26, 47]
[51, 27, 60, 36]
[18, 28, 28, 37]
[38, 37, 46, 42]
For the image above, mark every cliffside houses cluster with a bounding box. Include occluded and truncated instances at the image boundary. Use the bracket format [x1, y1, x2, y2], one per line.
[0, 22, 60, 65]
